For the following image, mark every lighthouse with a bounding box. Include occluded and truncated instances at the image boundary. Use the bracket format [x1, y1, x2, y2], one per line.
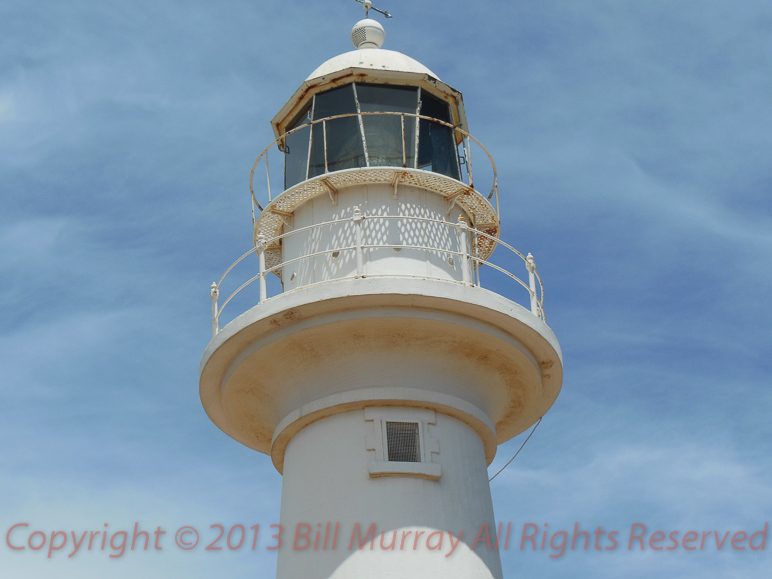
[200, 6, 562, 578]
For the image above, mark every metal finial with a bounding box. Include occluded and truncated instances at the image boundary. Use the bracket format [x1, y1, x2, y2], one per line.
[353, 0, 392, 19]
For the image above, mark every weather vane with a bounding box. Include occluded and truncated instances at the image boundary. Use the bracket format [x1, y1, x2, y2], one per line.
[353, 0, 392, 19]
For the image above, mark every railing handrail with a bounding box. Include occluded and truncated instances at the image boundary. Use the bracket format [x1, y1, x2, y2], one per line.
[467, 227, 545, 317]
[210, 212, 545, 336]
[249, 111, 499, 215]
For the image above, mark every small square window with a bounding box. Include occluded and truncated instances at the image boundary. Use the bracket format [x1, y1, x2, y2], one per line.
[385, 421, 421, 462]
[365, 408, 440, 480]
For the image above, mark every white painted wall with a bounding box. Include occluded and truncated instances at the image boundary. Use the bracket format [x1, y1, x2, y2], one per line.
[277, 408, 503, 579]
[281, 183, 470, 291]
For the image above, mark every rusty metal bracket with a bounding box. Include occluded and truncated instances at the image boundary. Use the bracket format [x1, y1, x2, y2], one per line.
[270, 207, 294, 226]
[321, 178, 338, 206]
[445, 188, 467, 215]
[391, 171, 404, 200]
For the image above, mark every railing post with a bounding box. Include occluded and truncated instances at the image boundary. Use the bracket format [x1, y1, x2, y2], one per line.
[457, 215, 471, 285]
[265, 150, 272, 203]
[257, 234, 267, 304]
[210, 282, 219, 338]
[526, 252, 539, 317]
[465, 135, 474, 189]
[400, 114, 406, 167]
[474, 229, 482, 288]
[353, 206, 364, 277]
[323, 120, 329, 174]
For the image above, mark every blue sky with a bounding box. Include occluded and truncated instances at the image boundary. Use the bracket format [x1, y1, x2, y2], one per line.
[1, 0, 770, 577]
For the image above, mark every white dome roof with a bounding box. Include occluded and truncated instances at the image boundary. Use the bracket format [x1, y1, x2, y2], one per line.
[306, 49, 439, 82]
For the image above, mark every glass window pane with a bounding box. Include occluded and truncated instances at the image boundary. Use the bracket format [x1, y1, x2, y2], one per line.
[419, 91, 452, 123]
[283, 125, 311, 189]
[284, 102, 313, 189]
[309, 85, 365, 176]
[357, 84, 418, 168]
[309, 117, 366, 176]
[418, 93, 461, 180]
[312, 84, 358, 119]
[356, 84, 418, 114]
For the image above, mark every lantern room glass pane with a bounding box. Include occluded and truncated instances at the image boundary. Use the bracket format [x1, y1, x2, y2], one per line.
[309, 85, 365, 177]
[418, 92, 460, 180]
[357, 84, 418, 168]
[284, 102, 312, 189]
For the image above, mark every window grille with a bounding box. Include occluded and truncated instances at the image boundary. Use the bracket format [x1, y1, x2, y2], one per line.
[385, 421, 421, 462]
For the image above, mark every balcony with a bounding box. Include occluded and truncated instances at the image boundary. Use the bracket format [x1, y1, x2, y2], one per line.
[208, 113, 546, 336]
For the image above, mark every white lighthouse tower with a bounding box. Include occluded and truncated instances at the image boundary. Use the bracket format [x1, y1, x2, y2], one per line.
[200, 6, 562, 578]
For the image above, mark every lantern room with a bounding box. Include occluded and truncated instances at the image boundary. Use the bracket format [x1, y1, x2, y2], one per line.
[271, 19, 469, 191]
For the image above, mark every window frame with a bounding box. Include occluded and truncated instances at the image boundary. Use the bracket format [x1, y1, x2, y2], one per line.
[365, 407, 441, 480]
[283, 82, 462, 189]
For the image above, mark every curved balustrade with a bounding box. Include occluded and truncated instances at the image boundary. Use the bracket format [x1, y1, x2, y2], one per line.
[209, 213, 545, 337]
[249, 112, 500, 220]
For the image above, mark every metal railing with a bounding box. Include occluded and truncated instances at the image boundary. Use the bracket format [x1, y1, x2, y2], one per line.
[248, 112, 500, 222]
[209, 212, 544, 337]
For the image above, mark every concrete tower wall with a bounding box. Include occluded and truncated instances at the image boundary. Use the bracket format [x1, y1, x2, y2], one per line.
[278, 408, 502, 579]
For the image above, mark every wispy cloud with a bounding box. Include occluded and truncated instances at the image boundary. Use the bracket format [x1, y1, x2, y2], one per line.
[1, 1, 770, 577]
